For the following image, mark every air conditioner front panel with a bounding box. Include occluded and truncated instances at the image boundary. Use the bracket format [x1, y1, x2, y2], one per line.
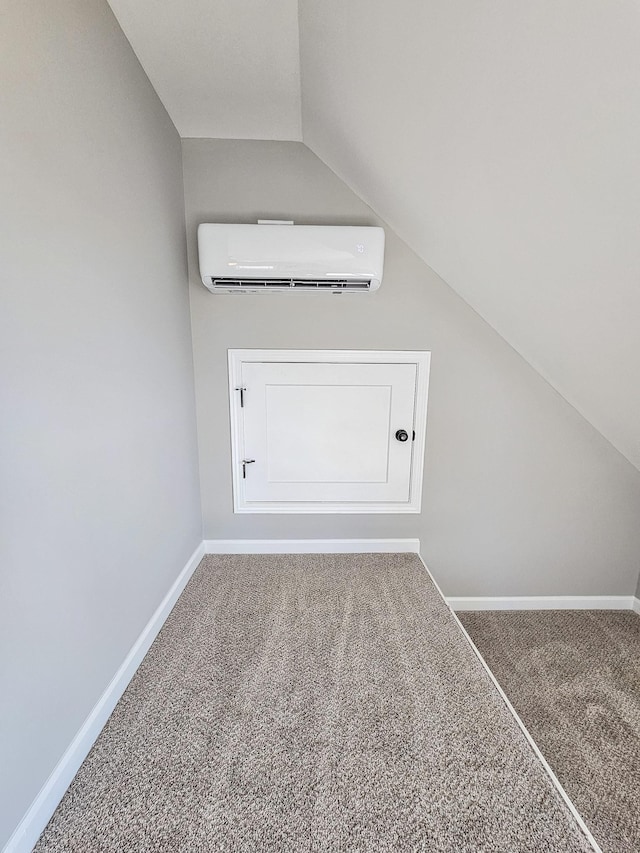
[197, 224, 385, 293]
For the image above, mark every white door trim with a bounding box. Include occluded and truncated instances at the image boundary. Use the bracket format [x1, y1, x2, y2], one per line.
[228, 349, 431, 514]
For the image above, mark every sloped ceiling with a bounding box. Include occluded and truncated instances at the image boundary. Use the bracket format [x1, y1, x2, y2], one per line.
[298, 0, 640, 471]
[109, 0, 640, 470]
[107, 0, 302, 140]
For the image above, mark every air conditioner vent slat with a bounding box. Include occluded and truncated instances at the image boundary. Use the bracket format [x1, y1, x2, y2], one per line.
[208, 277, 372, 292]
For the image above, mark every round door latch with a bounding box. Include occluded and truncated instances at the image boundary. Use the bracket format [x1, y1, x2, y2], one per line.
[395, 429, 409, 442]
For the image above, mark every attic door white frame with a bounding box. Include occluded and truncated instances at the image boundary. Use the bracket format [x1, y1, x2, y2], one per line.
[228, 349, 431, 513]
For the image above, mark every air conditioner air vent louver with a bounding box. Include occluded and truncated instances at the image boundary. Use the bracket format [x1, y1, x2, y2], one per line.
[208, 277, 372, 292]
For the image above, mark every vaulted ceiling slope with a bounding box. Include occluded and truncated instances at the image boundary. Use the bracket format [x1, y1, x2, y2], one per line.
[109, 0, 640, 471]
[298, 0, 640, 471]
[107, 0, 301, 140]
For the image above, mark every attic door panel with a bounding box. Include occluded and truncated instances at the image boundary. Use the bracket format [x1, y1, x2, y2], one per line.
[241, 362, 416, 504]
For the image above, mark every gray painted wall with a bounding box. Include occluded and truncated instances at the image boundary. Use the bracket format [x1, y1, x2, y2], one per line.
[0, 1, 201, 846]
[183, 138, 640, 600]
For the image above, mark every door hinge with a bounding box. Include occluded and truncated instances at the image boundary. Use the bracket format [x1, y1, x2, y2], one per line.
[242, 459, 255, 478]
[235, 387, 246, 407]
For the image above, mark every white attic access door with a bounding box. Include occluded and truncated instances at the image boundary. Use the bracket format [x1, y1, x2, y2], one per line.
[228, 350, 430, 513]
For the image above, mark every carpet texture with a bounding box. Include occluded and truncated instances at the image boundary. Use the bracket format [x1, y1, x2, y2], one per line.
[35, 555, 594, 852]
[460, 610, 640, 853]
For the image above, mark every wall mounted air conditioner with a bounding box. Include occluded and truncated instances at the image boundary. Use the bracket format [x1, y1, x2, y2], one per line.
[197, 223, 385, 293]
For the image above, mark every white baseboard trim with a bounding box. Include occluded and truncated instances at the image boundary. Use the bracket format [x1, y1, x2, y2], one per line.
[417, 556, 602, 853]
[203, 538, 420, 554]
[6, 542, 626, 853]
[633, 597, 640, 615]
[448, 595, 637, 612]
[3, 541, 206, 853]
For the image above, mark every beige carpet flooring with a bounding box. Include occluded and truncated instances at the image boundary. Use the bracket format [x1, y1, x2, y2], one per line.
[460, 609, 640, 853]
[35, 554, 594, 852]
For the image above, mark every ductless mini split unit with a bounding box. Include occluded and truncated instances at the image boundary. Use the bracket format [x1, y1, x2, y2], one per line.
[197, 222, 385, 293]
